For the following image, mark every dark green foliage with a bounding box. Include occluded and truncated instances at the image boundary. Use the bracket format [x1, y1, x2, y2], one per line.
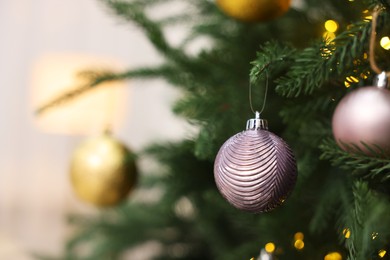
[321, 139, 390, 183]
[341, 181, 390, 260]
[63, 0, 390, 259]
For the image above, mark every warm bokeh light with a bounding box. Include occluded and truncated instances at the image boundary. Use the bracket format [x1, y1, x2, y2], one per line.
[324, 252, 342, 260]
[323, 32, 336, 41]
[321, 46, 334, 59]
[364, 15, 373, 21]
[325, 20, 339, 33]
[31, 53, 127, 135]
[343, 228, 351, 238]
[372, 232, 379, 240]
[362, 9, 372, 21]
[379, 249, 387, 258]
[344, 76, 359, 88]
[265, 242, 276, 253]
[294, 232, 304, 240]
[380, 36, 390, 50]
[174, 197, 195, 220]
[294, 239, 305, 250]
[360, 72, 369, 79]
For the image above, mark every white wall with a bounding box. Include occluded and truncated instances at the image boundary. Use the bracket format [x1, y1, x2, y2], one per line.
[0, 0, 188, 258]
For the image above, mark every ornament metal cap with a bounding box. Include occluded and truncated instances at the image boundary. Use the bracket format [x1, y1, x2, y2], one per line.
[374, 72, 389, 89]
[246, 111, 268, 130]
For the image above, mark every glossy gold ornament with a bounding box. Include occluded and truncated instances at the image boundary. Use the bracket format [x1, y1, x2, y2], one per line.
[216, 0, 291, 22]
[70, 134, 137, 207]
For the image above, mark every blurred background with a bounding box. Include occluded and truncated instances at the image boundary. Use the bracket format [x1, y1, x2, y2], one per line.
[0, 0, 187, 258]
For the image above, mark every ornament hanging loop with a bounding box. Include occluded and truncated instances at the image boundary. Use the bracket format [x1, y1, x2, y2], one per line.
[374, 71, 389, 88]
[246, 111, 268, 130]
[369, 6, 390, 77]
[249, 65, 269, 117]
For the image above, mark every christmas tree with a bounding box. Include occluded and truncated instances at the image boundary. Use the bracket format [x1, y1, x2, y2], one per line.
[42, 0, 390, 259]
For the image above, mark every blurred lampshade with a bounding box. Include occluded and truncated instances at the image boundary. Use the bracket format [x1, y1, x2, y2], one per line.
[31, 53, 127, 135]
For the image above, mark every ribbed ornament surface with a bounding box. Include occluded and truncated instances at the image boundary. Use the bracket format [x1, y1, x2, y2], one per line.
[214, 129, 297, 213]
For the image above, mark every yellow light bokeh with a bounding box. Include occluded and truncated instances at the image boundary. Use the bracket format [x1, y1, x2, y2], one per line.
[294, 232, 304, 240]
[380, 36, 390, 50]
[364, 15, 372, 21]
[325, 20, 339, 33]
[347, 76, 359, 83]
[323, 32, 336, 42]
[31, 53, 126, 135]
[362, 10, 372, 21]
[344, 76, 359, 88]
[360, 73, 369, 79]
[343, 228, 351, 238]
[265, 242, 276, 253]
[294, 239, 305, 250]
[379, 249, 387, 258]
[324, 252, 342, 260]
[321, 46, 334, 58]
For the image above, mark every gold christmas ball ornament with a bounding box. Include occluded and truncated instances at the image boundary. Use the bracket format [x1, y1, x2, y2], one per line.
[216, 0, 291, 22]
[70, 134, 137, 207]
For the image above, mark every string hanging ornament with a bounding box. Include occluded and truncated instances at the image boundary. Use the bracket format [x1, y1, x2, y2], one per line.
[332, 5, 390, 156]
[32, 57, 138, 206]
[214, 68, 298, 213]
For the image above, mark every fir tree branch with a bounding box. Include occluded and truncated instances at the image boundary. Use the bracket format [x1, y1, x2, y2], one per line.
[309, 174, 351, 234]
[35, 66, 173, 115]
[275, 41, 328, 97]
[101, 0, 189, 63]
[279, 90, 340, 127]
[320, 139, 390, 182]
[249, 41, 296, 84]
[338, 181, 390, 260]
[276, 20, 373, 97]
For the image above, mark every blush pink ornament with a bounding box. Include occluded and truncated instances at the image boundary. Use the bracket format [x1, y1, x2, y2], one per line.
[332, 72, 390, 155]
[214, 112, 297, 213]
